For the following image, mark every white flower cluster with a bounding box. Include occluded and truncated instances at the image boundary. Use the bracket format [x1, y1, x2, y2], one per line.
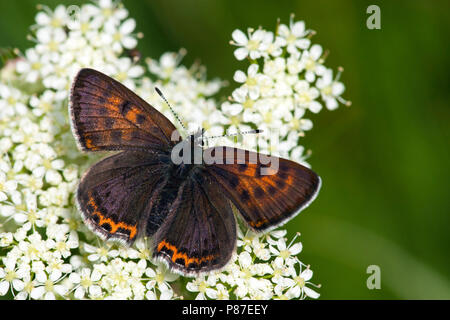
[186, 230, 319, 300]
[224, 14, 350, 163]
[0, 1, 339, 300]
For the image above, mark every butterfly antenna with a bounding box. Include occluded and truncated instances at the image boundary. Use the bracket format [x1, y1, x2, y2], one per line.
[204, 129, 263, 141]
[155, 87, 187, 131]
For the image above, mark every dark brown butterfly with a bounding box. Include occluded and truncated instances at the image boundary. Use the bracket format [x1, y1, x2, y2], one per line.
[69, 68, 321, 275]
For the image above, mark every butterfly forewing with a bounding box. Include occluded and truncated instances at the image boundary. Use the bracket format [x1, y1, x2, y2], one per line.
[70, 68, 177, 152]
[205, 147, 321, 232]
[77, 151, 170, 244]
[153, 170, 236, 274]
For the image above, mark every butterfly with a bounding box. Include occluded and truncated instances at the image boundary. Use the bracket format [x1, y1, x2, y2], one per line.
[69, 68, 321, 275]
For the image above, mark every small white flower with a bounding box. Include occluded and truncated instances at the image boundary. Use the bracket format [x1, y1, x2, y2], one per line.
[215, 283, 230, 300]
[233, 64, 262, 99]
[45, 257, 72, 281]
[95, 0, 129, 25]
[186, 275, 218, 300]
[35, 28, 67, 62]
[16, 48, 50, 82]
[269, 233, 303, 265]
[46, 231, 78, 258]
[105, 18, 138, 52]
[283, 108, 313, 134]
[285, 267, 320, 299]
[316, 68, 347, 110]
[11, 191, 45, 227]
[67, 5, 103, 35]
[30, 271, 68, 300]
[145, 263, 178, 300]
[0, 258, 26, 296]
[294, 80, 322, 113]
[264, 31, 286, 57]
[14, 274, 35, 300]
[0, 171, 18, 202]
[106, 57, 144, 90]
[263, 57, 286, 78]
[35, 5, 68, 31]
[0, 85, 28, 119]
[32, 157, 64, 186]
[18, 233, 47, 263]
[231, 28, 270, 60]
[69, 268, 103, 299]
[299, 44, 326, 82]
[83, 243, 119, 262]
[29, 90, 60, 117]
[0, 233, 13, 247]
[278, 17, 311, 54]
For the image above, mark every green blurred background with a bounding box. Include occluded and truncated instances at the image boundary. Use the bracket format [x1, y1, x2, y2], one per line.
[0, 0, 449, 299]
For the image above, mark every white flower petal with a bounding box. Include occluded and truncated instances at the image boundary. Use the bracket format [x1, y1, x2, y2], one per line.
[159, 289, 173, 300]
[44, 292, 56, 300]
[289, 242, 303, 255]
[234, 48, 249, 61]
[120, 19, 136, 35]
[0, 281, 9, 296]
[233, 70, 247, 83]
[238, 251, 252, 268]
[326, 98, 339, 110]
[248, 64, 259, 76]
[12, 279, 25, 291]
[309, 101, 323, 113]
[249, 50, 262, 60]
[146, 291, 157, 300]
[89, 285, 102, 298]
[69, 273, 81, 284]
[122, 37, 137, 49]
[310, 44, 323, 60]
[232, 29, 248, 45]
[301, 269, 313, 281]
[332, 82, 345, 96]
[304, 286, 320, 299]
[35, 271, 47, 283]
[286, 285, 300, 299]
[30, 286, 45, 300]
[292, 21, 306, 37]
[74, 286, 85, 299]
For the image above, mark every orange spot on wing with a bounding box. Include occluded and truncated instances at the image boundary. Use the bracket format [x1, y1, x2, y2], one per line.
[285, 175, 293, 186]
[88, 195, 137, 239]
[157, 240, 215, 266]
[125, 109, 138, 123]
[84, 138, 98, 151]
[108, 96, 123, 107]
[249, 218, 269, 228]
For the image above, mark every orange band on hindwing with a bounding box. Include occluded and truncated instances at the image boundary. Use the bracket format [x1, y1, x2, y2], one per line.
[87, 194, 137, 239]
[157, 240, 216, 266]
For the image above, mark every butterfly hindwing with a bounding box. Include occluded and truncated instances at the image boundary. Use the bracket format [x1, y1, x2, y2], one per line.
[205, 147, 321, 232]
[153, 169, 236, 274]
[77, 150, 170, 244]
[70, 68, 177, 152]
